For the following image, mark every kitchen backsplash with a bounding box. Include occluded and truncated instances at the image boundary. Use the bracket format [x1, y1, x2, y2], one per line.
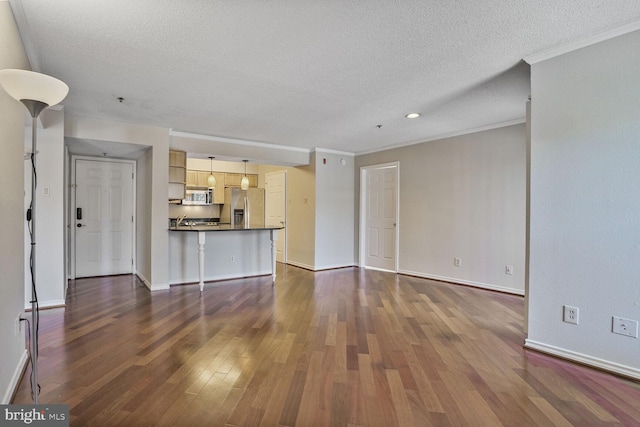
[169, 203, 221, 219]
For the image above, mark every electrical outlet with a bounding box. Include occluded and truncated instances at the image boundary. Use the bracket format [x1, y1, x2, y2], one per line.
[563, 305, 579, 325]
[454, 257, 462, 267]
[505, 265, 513, 275]
[229, 255, 235, 262]
[612, 316, 638, 338]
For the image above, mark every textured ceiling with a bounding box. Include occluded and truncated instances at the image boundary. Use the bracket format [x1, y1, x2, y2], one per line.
[10, 1, 640, 154]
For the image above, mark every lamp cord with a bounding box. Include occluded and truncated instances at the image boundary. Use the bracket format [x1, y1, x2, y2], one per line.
[27, 150, 40, 401]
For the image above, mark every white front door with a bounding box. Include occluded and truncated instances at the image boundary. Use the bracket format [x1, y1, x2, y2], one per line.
[265, 170, 287, 263]
[362, 163, 398, 271]
[75, 159, 134, 277]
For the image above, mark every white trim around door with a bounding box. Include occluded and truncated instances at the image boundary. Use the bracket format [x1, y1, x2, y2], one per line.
[265, 170, 287, 264]
[359, 162, 400, 272]
[70, 156, 136, 279]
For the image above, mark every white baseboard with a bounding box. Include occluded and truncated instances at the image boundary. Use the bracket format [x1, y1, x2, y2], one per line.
[286, 260, 315, 271]
[286, 261, 356, 272]
[168, 270, 272, 288]
[364, 266, 396, 273]
[398, 269, 524, 296]
[135, 272, 170, 291]
[135, 272, 152, 290]
[24, 299, 66, 311]
[524, 339, 640, 381]
[314, 263, 356, 271]
[2, 349, 28, 404]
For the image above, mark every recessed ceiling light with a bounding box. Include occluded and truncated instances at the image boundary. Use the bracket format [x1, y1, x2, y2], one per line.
[405, 113, 420, 119]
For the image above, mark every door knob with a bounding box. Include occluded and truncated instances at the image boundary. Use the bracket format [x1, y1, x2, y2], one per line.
[77, 223, 84, 228]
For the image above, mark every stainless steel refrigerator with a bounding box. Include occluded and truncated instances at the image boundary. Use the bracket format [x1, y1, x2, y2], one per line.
[220, 187, 265, 227]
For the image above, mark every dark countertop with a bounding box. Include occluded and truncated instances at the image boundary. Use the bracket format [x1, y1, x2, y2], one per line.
[169, 224, 284, 232]
[169, 217, 221, 227]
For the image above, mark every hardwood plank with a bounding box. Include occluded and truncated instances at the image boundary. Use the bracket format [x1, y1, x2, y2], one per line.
[10, 267, 640, 426]
[385, 369, 415, 426]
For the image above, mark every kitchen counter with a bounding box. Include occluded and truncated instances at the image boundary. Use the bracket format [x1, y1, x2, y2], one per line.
[168, 224, 283, 292]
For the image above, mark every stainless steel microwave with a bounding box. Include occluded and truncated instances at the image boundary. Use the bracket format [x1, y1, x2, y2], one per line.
[182, 189, 212, 205]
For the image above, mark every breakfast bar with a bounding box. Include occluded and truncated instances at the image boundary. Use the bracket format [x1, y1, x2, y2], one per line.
[169, 224, 283, 292]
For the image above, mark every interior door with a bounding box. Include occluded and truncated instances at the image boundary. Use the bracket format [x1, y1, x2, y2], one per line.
[363, 164, 398, 271]
[75, 159, 134, 277]
[265, 170, 287, 263]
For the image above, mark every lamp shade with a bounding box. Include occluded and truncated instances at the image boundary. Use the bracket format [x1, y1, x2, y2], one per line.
[240, 176, 249, 190]
[241, 159, 249, 190]
[207, 174, 216, 188]
[0, 69, 69, 106]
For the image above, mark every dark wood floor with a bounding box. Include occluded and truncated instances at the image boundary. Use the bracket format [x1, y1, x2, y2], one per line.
[12, 265, 640, 426]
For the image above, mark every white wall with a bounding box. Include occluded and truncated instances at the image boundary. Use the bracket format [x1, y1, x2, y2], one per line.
[259, 163, 317, 269]
[526, 30, 640, 379]
[284, 160, 316, 269]
[0, 0, 30, 403]
[24, 108, 66, 308]
[356, 124, 527, 294]
[315, 150, 355, 269]
[136, 147, 153, 285]
[169, 230, 273, 284]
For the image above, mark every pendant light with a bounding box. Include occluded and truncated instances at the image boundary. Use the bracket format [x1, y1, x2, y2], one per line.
[241, 160, 249, 190]
[207, 156, 216, 188]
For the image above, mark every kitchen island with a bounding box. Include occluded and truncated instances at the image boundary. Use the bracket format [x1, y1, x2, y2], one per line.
[169, 224, 283, 292]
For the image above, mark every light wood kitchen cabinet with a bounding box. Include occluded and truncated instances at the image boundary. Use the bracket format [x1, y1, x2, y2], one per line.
[224, 173, 258, 187]
[186, 170, 197, 187]
[212, 173, 225, 203]
[197, 171, 210, 187]
[187, 170, 218, 187]
[186, 170, 225, 203]
[169, 150, 186, 200]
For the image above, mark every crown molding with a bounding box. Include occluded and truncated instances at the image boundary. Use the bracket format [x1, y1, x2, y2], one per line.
[524, 20, 640, 65]
[355, 117, 525, 156]
[8, 0, 39, 71]
[313, 147, 355, 156]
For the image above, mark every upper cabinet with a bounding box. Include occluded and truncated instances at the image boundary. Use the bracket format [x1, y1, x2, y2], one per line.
[186, 169, 226, 203]
[186, 170, 211, 187]
[224, 173, 258, 188]
[168, 150, 186, 201]
[182, 158, 259, 204]
[187, 170, 258, 189]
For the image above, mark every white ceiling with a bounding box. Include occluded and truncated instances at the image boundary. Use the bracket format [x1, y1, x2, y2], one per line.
[10, 1, 640, 155]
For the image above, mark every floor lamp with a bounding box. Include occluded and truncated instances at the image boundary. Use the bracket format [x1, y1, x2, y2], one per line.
[0, 69, 69, 404]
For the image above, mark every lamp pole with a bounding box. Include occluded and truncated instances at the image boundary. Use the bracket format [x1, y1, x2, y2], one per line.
[29, 106, 41, 404]
[0, 69, 69, 404]
[23, 99, 48, 404]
